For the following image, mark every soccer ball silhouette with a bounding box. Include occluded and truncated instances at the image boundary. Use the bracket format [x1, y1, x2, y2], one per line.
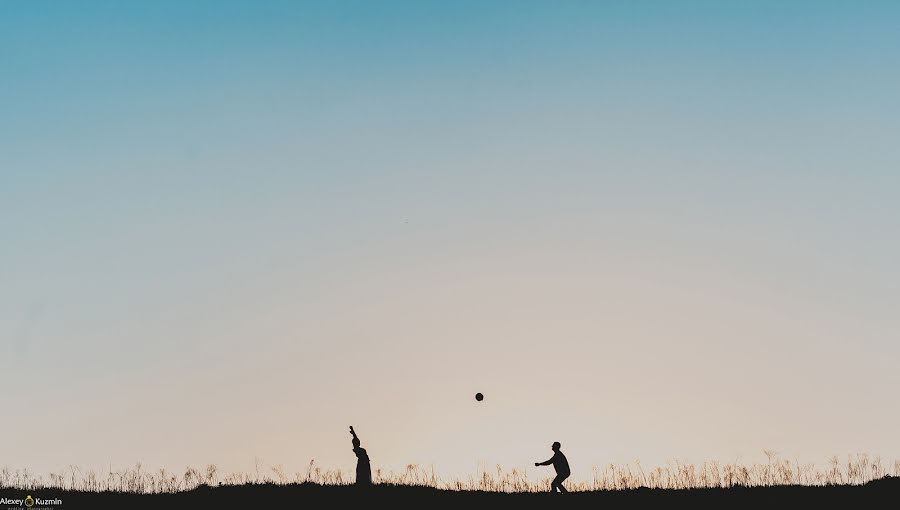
[475, 392, 484, 401]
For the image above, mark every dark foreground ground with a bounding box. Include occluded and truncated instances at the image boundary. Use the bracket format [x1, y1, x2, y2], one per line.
[3, 477, 897, 509]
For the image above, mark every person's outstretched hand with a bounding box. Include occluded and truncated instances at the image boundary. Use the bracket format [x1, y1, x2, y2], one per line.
[534, 462, 540, 467]
[349, 426, 355, 434]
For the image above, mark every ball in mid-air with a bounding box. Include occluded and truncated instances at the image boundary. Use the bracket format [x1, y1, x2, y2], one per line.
[475, 392, 484, 402]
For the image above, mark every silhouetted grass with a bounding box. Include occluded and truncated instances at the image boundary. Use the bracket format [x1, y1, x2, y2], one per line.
[3, 453, 898, 493]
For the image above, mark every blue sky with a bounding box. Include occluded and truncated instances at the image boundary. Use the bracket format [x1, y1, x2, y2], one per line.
[2, 1, 899, 479]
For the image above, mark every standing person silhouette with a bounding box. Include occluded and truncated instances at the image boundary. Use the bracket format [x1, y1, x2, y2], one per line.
[535, 441, 570, 493]
[349, 426, 372, 486]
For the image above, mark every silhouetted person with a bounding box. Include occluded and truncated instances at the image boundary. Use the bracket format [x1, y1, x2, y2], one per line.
[535, 441, 569, 493]
[349, 426, 372, 486]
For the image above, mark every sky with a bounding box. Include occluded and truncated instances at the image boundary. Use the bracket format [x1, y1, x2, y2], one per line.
[2, 1, 899, 482]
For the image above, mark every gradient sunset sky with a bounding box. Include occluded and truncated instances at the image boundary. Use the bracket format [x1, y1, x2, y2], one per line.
[2, 1, 899, 481]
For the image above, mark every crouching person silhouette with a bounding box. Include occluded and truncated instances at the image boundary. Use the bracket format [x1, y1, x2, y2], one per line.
[535, 441, 569, 493]
[349, 426, 372, 486]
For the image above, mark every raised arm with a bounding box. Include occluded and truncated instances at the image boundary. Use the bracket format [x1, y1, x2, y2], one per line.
[349, 426, 359, 441]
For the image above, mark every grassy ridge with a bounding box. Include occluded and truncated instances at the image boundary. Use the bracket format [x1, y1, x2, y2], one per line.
[3, 454, 898, 492]
[2, 477, 898, 509]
